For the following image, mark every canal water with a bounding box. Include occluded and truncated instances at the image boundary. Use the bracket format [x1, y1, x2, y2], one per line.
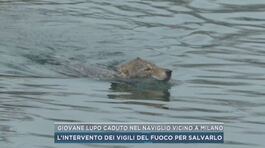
[0, 0, 265, 147]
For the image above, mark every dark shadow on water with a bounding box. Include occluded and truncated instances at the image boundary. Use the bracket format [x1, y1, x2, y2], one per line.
[108, 79, 173, 101]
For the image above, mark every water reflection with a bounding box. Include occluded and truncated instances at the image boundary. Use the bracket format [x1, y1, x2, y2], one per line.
[108, 80, 171, 101]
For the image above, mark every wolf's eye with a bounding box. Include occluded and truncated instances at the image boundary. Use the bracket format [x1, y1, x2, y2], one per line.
[144, 67, 152, 71]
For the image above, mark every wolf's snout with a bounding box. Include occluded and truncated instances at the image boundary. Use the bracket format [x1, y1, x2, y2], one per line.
[165, 69, 172, 77]
[162, 69, 172, 81]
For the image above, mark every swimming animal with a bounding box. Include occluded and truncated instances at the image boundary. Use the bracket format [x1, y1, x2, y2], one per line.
[116, 57, 172, 81]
